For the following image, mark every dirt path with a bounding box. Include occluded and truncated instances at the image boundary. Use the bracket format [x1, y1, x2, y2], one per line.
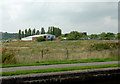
[1, 61, 119, 72]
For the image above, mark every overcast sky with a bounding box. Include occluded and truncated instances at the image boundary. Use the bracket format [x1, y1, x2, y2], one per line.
[0, 0, 118, 34]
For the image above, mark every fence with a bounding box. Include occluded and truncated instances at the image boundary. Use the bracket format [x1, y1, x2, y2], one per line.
[16, 47, 118, 64]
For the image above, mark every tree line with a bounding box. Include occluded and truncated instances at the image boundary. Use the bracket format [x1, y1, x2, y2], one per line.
[18, 26, 62, 39]
[1, 32, 18, 40]
[59, 31, 118, 40]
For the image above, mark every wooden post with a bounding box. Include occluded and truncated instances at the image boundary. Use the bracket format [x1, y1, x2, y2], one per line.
[90, 48, 91, 57]
[41, 50, 43, 59]
[66, 48, 68, 59]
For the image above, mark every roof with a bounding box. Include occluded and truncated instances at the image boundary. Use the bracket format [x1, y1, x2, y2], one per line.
[25, 34, 55, 38]
[21, 34, 55, 40]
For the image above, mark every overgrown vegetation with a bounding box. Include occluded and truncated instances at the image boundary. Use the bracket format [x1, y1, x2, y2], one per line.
[2, 47, 17, 64]
[90, 43, 118, 50]
[2, 40, 118, 65]
[67, 31, 85, 40]
[36, 37, 45, 42]
[59, 32, 118, 40]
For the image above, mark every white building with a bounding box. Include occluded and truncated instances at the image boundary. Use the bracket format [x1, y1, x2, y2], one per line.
[21, 34, 56, 41]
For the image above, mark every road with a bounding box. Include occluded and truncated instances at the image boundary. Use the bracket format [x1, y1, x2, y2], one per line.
[1, 61, 119, 72]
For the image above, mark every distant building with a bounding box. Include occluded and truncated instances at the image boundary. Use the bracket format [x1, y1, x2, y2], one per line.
[21, 34, 56, 41]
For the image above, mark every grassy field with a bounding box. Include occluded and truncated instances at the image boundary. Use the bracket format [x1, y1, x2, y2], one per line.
[2, 40, 119, 65]
[1, 63, 119, 76]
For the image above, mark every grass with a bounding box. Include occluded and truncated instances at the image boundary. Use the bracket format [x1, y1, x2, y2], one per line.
[1, 63, 119, 76]
[2, 40, 118, 64]
[1, 58, 119, 68]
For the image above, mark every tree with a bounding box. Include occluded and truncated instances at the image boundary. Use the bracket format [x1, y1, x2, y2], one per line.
[117, 33, 120, 39]
[67, 31, 82, 40]
[90, 34, 98, 39]
[47, 26, 62, 37]
[98, 32, 115, 40]
[21, 31, 24, 38]
[47, 27, 51, 34]
[32, 28, 36, 35]
[106, 32, 115, 37]
[36, 30, 40, 35]
[28, 28, 31, 36]
[99, 32, 106, 37]
[25, 29, 28, 37]
[18, 30, 21, 39]
[53, 27, 55, 35]
[41, 27, 45, 34]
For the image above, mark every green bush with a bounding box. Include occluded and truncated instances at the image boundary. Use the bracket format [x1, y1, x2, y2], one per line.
[36, 36, 45, 42]
[67, 31, 83, 40]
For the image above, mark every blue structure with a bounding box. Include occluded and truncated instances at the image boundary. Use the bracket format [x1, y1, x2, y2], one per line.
[113, 37, 117, 40]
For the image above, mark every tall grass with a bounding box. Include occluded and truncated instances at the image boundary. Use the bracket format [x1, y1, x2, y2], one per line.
[2, 40, 118, 64]
[2, 47, 17, 64]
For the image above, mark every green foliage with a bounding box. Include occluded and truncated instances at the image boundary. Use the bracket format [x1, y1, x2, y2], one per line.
[36, 30, 40, 35]
[47, 26, 62, 37]
[106, 32, 115, 37]
[25, 29, 28, 37]
[32, 28, 36, 35]
[18, 30, 21, 39]
[1, 32, 18, 40]
[99, 32, 106, 37]
[67, 31, 83, 40]
[36, 37, 45, 42]
[117, 33, 120, 39]
[90, 34, 98, 39]
[98, 32, 115, 40]
[28, 28, 32, 36]
[21, 31, 24, 38]
[41, 27, 45, 34]
[57, 36, 62, 39]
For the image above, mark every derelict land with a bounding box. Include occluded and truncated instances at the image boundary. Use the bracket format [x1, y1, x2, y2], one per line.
[1, 40, 119, 67]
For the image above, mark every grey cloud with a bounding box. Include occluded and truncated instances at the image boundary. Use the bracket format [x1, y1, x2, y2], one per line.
[1, 2, 118, 34]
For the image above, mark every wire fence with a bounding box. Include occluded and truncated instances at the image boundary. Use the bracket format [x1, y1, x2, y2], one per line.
[16, 47, 118, 63]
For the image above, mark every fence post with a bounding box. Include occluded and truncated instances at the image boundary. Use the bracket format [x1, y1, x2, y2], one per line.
[89, 48, 91, 57]
[41, 50, 43, 59]
[66, 48, 69, 59]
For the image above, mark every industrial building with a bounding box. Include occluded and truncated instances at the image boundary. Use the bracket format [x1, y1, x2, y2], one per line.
[21, 34, 56, 41]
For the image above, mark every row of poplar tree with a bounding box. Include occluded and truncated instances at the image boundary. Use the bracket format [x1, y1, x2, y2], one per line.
[18, 26, 62, 39]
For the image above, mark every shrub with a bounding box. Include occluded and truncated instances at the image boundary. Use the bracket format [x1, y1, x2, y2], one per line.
[67, 31, 83, 40]
[90, 43, 118, 50]
[2, 47, 17, 64]
[36, 37, 45, 42]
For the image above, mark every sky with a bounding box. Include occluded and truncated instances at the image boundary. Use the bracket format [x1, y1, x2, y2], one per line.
[0, 0, 119, 35]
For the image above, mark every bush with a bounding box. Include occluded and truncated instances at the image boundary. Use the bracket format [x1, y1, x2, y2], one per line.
[2, 47, 17, 64]
[36, 37, 45, 42]
[90, 43, 118, 50]
[67, 31, 83, 40]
